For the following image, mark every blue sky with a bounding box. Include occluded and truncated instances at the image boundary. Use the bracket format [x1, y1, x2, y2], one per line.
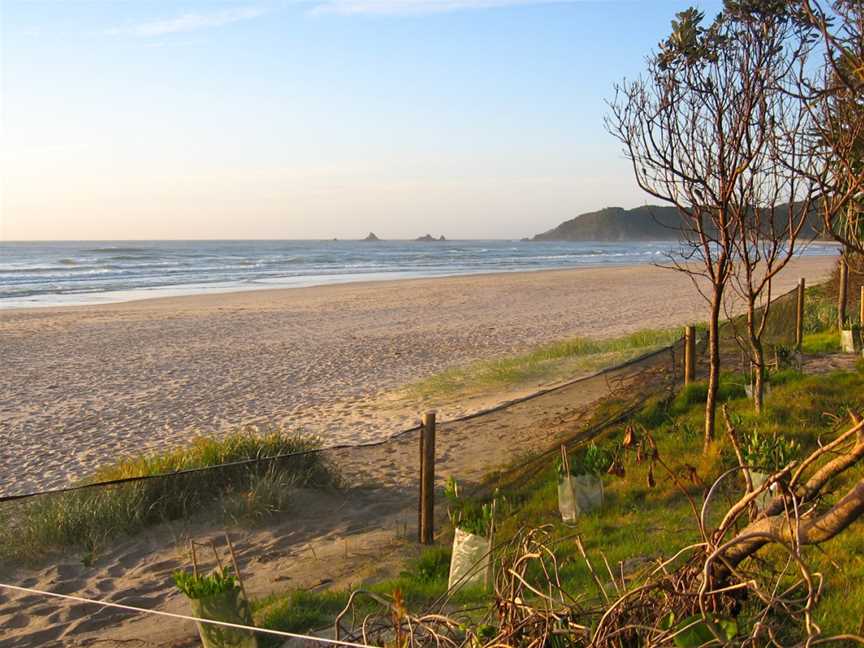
[0, 0, 723, 240]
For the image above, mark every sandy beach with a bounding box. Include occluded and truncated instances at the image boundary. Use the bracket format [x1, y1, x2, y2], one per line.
[0, 256, 834, 496]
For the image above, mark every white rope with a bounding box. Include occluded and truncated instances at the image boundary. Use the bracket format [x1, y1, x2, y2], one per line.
[0, 582, 379, 648]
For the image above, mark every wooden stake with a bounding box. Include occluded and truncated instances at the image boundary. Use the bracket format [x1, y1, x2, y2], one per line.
[684, 325, 696, 385]
[224, 532, 249, 605]
[418, 411, 436, 545]
[189, 540, 199, 578]
[796, 278, 805, 350]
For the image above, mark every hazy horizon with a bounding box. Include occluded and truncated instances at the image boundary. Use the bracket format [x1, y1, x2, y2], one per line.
[0, 200, 668, 243]
[1, 1, 723, 241]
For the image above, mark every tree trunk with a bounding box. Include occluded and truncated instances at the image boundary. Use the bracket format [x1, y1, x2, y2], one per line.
[752, 355, 764, 415]
[839, 255, 849, 330]
[747, 299, 765, 415]
[704, 288, 723, 451]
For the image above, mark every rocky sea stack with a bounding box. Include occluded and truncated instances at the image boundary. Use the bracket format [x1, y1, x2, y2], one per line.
[363, 232, 381, 242]
[416, 234, 446, 242]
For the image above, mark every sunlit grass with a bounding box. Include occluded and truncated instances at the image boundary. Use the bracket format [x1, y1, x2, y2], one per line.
[0, 427, 338, 560]
[407, 328, 681, 401]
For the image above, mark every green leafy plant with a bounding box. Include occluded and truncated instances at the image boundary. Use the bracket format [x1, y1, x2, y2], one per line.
[742, 429, 798, 473]
[444, 478, 494, 537]
[556, 443, 613, 477]
[174, 566, 240, 599]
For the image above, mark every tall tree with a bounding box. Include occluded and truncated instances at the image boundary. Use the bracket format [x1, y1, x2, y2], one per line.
[607, 5, 814, 446]
[723, 4, 819, 414]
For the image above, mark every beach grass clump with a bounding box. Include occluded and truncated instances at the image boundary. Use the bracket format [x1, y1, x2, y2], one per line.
[409, 327, 680, 400]
[0, 427, 337, 560]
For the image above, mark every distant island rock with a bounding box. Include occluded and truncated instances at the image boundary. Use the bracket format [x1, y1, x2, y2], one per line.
[416, 234, 446, 242]
[362, 232, 381, 242]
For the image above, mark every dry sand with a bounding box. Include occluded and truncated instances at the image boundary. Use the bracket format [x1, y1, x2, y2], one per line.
[0, 256, 834, 496]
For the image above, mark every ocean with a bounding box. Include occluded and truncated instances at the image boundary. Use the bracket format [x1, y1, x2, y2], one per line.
[0, 239, 838, 308]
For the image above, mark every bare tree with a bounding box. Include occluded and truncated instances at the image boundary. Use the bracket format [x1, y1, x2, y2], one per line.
[724, 5, 820, 414]
[797, 0, 864, 253]
[606, 6, 813, 446]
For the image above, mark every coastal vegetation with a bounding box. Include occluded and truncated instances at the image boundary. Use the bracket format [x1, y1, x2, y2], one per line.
[251, 328, 864, 644]
[0, 428, 337, 561]
[407, 327, 680, 401]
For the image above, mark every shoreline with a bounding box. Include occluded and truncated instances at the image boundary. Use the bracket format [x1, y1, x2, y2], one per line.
[3, 262, 653, 312]
[0, 255, 835, 496]
[0, 246, 840, 312]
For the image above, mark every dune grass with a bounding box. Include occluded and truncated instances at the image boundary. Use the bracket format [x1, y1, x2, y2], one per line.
[407, 328, 682, 401]
[0, 428, 338, 561]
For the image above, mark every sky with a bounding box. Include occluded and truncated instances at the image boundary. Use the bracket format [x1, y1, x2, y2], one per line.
[0, 0, 724, 241]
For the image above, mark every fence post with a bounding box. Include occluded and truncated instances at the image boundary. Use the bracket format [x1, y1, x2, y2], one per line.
[418, 411, 436, 545]
[860, 285, 864, 328]
[796, 278, 805, 350]
[684, 325, 696, 386]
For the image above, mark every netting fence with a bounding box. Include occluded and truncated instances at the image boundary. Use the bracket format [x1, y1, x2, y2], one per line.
[0, 284, 804, 647]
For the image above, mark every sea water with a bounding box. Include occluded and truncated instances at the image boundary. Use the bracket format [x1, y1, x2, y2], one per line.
[0, 239, 838, 308]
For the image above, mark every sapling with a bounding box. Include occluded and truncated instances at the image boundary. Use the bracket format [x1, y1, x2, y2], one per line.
[556, 443, 613, 477]
[743, 429, 798, 474]
[174, 562, 258, 648]
[444, 477, 494, 538]
[173, 566, 239, 599]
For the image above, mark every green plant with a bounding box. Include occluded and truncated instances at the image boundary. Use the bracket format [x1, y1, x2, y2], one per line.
[556, 443, 613, 477]
[803, 287, 838, 334]
[174, 566, 240, 599]
[406, 547, 451, 583]
[444, 478, 495, 537]
[0, 428, 338, 560]
[742, 429, 799, 473]
[407, 327, 681, 400]
[222, 465, 293, 524]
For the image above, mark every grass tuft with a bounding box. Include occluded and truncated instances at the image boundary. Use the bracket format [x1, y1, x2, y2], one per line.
[0, 427, 337, 560]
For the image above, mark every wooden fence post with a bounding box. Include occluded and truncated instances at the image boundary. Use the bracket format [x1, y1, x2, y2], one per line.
[860, 285, 864, 327]
[684, 325, 696, 386]
[796, 278, 805, 350]
[418, 411, 436, 545]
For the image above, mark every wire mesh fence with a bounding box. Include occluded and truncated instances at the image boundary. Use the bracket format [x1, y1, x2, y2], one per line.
[0, 284, 805, 647]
